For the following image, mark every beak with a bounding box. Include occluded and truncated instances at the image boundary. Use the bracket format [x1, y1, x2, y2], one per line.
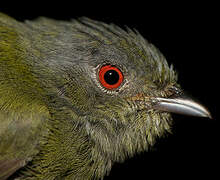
[153, 93, 212, 118]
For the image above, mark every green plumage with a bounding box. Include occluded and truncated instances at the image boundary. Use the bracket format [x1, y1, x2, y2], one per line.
[0, 13, 206, 180]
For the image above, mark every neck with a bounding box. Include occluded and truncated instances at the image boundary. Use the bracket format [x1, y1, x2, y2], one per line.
[16, 101, 110, 180]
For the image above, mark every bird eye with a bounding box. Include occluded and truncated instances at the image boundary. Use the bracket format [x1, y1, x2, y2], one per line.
[99, 65, 124, 90]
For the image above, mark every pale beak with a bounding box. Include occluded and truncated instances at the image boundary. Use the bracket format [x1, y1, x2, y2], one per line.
[153, 94, 212, 118]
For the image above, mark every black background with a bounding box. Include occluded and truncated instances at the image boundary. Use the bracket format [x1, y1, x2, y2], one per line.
[1, 1, 219, 179]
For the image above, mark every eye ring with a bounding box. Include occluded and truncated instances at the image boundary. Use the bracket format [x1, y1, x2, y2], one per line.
[99, 65, 124, 90]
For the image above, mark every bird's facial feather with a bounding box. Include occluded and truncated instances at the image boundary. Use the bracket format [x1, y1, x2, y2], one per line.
[53, 18, 179, 161]
[23, 16, 179, 162]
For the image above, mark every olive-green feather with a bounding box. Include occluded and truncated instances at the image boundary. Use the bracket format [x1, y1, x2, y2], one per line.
[0, 13, 49, 179]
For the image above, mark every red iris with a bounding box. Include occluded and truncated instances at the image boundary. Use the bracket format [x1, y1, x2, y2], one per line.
[99, 65, 124, 90]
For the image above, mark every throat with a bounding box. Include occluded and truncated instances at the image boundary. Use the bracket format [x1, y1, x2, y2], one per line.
[87, 111, 172, 164]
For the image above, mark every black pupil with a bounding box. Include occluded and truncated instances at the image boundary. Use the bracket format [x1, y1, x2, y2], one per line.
[104, 70, 119, 85]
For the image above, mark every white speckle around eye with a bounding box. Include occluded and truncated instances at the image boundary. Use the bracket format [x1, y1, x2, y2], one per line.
[155, 118, 160, 127]
[112, 117, 118, 125]
[85, 122, 91, 133]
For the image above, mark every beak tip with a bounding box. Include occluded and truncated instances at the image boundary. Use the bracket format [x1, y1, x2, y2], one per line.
[192, 103, 212, 119]
[206, 112, 212, 119]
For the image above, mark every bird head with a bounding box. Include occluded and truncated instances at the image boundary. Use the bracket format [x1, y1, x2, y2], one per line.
[29, 18, 210, 163]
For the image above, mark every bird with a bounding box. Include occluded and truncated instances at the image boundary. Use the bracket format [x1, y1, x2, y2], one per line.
[0, 13, 211, 180]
